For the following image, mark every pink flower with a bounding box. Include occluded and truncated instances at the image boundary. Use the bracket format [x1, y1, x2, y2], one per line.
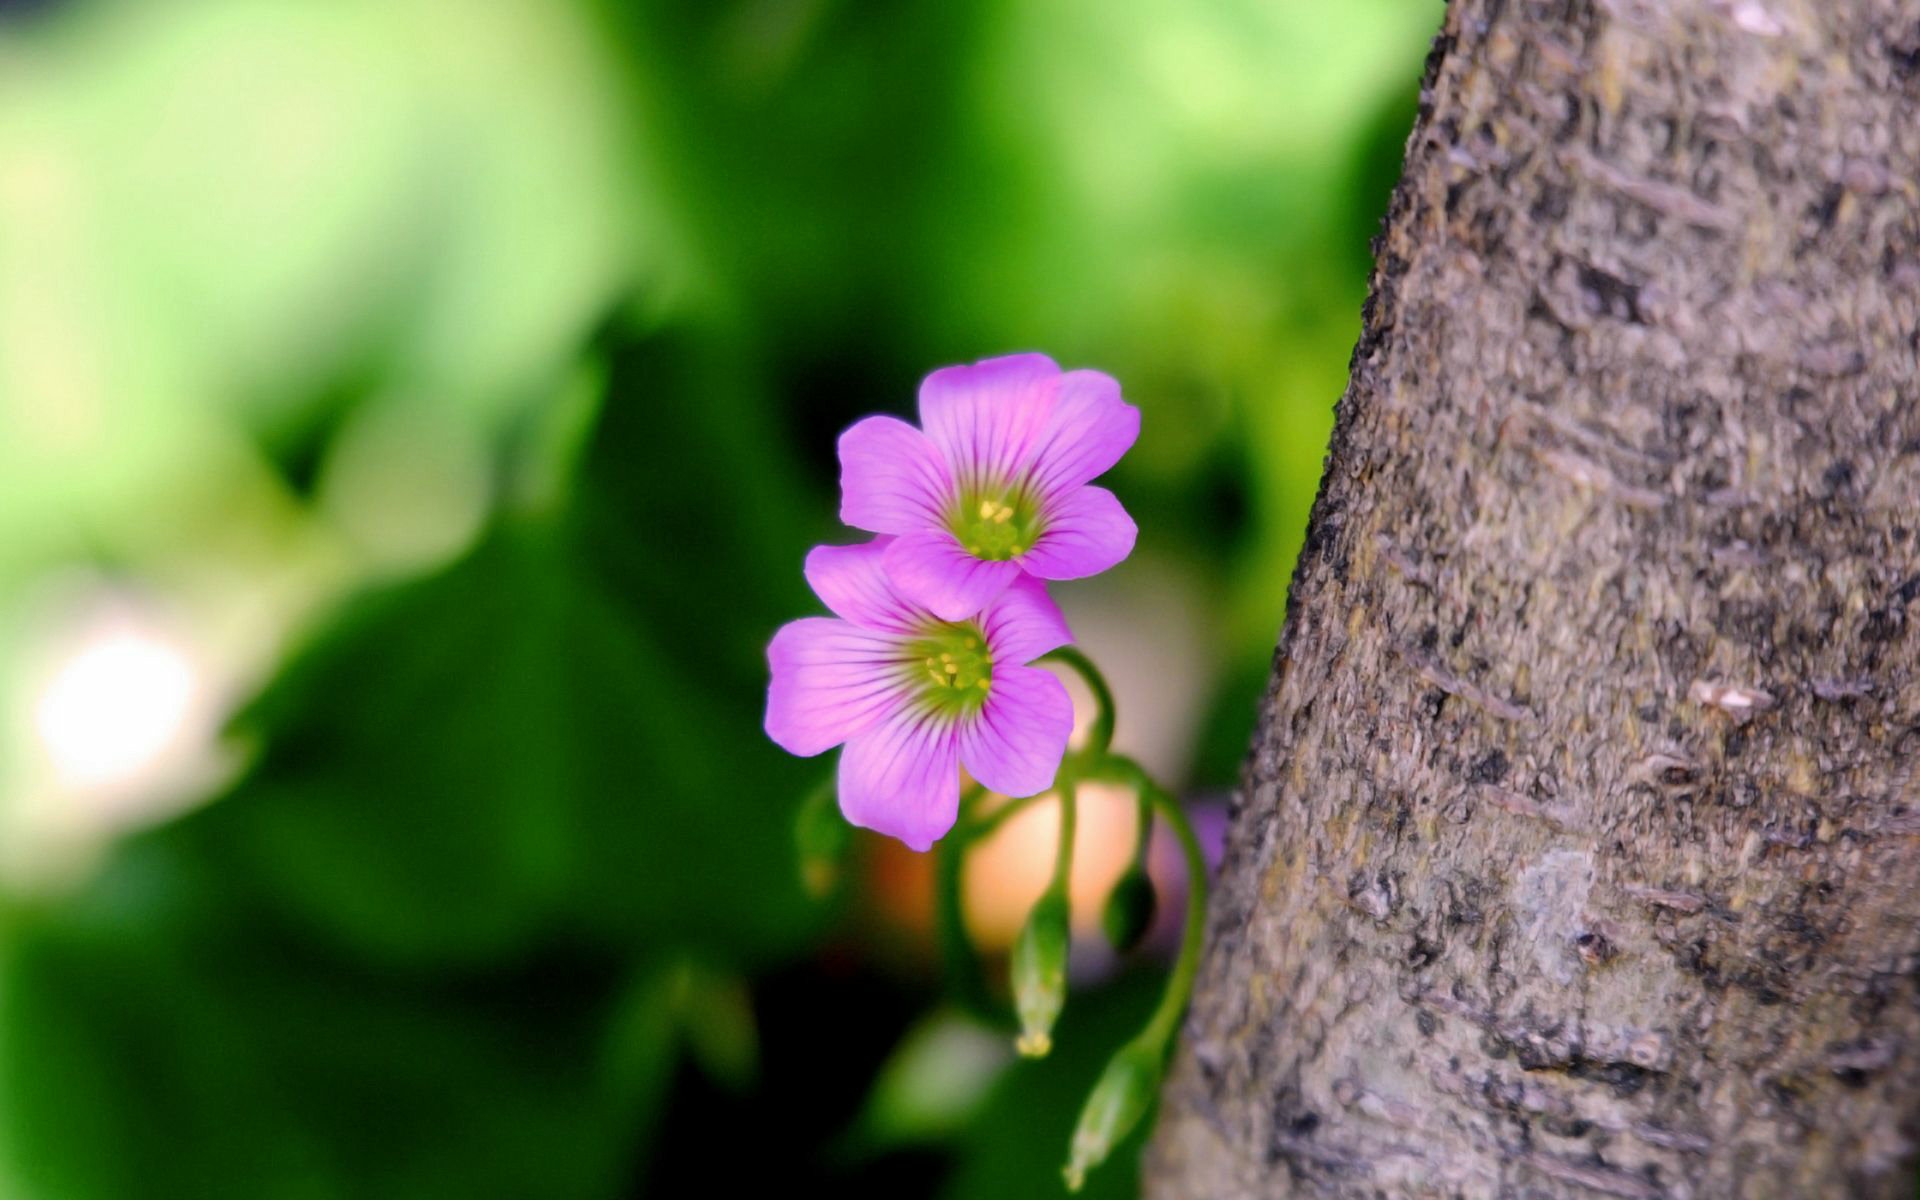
[765, 538, 1076, 851]
[838, 353, 1140, 621]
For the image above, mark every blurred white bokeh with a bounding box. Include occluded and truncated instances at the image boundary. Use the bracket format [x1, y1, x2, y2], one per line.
[5, 586, 233, 887]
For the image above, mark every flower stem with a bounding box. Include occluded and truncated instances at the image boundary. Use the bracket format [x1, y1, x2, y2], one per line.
[1078, 752, 1206, 1048]
[1134, 772, 1207, 1049]
[1048, 765, 1078, 898]
[1057, 751, 1210, 1191]
[1010, 767, 1078, 1056]
[961, 788, 1050, 840]
[935, 782, 1007, 1028]
[1042, 645, 1115, 756]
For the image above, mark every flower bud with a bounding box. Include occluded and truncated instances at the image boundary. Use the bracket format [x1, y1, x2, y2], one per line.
[794, 781, 851, 898]
[1062, 1033, 1165, 1192]
[1100, 865, 1157, 953]
[1010, 889, 1070, 1056]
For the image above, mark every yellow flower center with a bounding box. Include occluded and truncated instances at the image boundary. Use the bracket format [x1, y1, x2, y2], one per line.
[950, 487, 1044, 561]
[903, 621, 993, 715]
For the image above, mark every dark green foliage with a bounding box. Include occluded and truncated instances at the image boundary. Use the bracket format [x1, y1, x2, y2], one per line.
[0, 1, 1441, 1195]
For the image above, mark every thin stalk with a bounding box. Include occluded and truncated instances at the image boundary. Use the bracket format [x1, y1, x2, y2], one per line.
[1047, 764, 1078, 898]
[1081, 753, 1208, 1051]
[960, 788, 1051, 840]
[1042, 646, 1116, 756]
[1137, 777, 1207, 1049]
[935, 783, 1007, 1027]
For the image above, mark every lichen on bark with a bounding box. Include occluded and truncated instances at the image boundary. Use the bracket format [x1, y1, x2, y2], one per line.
[1146, 1, 1920, 1195]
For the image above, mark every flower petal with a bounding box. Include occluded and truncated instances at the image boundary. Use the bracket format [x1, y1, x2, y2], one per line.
[883, 529, 1023, 621]
[839, 415, 953, 534]
[918, 353, 1060, 488]
[1026, 369, 1140, 497]
[765, 617, 907, 756]
[960, 664, 1074, 799]
[1018, 485, 1137, 581]
[979, 574, 1073, 665]
[803, 539, 920, 633]
[837, 711, 962, 852]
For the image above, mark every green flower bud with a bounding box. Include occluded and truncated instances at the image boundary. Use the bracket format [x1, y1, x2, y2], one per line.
[794, 780, 851, 898]
[1062, 1033, 1166, 1192]
[1010, 889, 1071, 1057]
[1100, 865, 1157, 953]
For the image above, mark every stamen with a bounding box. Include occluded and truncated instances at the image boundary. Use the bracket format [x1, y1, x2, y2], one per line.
[949, 484, 1044, 563]
[904, 619, 993, 713]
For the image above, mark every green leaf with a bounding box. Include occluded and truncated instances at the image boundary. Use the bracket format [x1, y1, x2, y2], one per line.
[205, 516, 817, 966]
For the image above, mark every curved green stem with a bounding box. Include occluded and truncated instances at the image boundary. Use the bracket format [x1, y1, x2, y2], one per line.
[1042, 646, 1115, 756]
[1137, 777, 1207, 1049]
[1080, 754, 1207, 1051]
[1057, 751, 1210, 1192]
[960, 788, 1050, 840]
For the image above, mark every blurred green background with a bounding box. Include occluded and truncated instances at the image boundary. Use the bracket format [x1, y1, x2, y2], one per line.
[0, 0, 1436, 1195]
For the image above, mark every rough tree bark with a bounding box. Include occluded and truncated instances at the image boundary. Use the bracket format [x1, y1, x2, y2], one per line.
[1145, 1, 1920, 1196]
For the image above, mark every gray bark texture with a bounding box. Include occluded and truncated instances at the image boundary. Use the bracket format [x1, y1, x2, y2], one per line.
[1144, 1, 1920, 1196]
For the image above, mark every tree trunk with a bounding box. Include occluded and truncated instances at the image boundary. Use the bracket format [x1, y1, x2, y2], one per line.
[1144, 1, 1920, 1195]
